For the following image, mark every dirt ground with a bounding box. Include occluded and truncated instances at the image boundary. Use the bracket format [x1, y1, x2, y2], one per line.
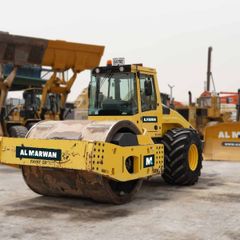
[0, 161, 239, 240]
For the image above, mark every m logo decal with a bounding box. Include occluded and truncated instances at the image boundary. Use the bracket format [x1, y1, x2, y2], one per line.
[144, 154, 155, 168]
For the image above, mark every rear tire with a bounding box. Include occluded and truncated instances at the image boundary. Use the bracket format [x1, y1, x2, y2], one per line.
[9, 125, 28, 138]
[162, 128, 202, 185]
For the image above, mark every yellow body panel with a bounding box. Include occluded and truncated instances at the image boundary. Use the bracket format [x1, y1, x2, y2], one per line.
[89, 108, 190, 137]
[204, 122, 240, 161]
[0, 137, 164, 182]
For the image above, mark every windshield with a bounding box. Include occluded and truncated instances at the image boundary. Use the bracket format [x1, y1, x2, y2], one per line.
[198, 96, 212, 108]
[89, 72, 138, 116]
[23, 90, 42, 112]
[23, 90, 61, 114]
[45, 93, 61, 113]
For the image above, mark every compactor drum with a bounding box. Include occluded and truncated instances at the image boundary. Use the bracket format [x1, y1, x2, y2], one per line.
[22, 120, 142, 203]
[0, 33, 203, 204]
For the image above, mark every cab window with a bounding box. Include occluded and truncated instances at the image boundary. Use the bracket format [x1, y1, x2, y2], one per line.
[89, 72, 138, 116]
[139, 74, 157, 112]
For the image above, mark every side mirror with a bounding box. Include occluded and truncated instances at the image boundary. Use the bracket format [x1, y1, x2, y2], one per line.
[144, 79, 152, 96]
[88, 84, 91, 99]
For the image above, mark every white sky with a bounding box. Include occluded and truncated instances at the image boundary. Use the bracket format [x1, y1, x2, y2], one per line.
[2, 0, 240, 103]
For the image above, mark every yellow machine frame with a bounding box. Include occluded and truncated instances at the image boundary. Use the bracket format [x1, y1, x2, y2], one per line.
[0, 136, 163, 181]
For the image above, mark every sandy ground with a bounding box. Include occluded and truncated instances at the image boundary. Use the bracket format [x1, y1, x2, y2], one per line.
[0, 161, 239, 240]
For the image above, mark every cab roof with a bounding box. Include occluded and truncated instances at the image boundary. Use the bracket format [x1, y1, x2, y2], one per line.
[92, 64, 156, 75]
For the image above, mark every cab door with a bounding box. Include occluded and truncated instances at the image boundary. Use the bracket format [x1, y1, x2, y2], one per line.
[139, 73, 159, 132]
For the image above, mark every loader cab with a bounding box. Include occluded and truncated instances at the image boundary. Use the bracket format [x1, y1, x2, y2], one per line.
[197, 94, 221, 118]
[22, 88, 61, 119]
[23, 88, 42, 117]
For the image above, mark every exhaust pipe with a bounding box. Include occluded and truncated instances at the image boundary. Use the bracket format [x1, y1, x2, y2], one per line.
[237, 89, 240, 122]
[188, 91, 192, 105]
[207, 47, 212, 92]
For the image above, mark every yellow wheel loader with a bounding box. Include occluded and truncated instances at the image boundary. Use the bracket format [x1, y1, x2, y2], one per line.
[204, 89, 240, 161]
[5, 86, 60, 136]
[0, 33, 203, 204]
[174, 46, 239, 161]
[176, 47, 232, 138]
[0, 64, 48, 137]
[0, 32, 103, 137]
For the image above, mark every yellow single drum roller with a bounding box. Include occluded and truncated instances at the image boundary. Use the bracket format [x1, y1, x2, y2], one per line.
[0, 45, 203, 204]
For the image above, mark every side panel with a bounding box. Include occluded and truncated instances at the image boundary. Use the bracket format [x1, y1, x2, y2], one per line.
[135, 67, 192, 136]
[161, 110, 192, 135]
[0, 137, 164, 181]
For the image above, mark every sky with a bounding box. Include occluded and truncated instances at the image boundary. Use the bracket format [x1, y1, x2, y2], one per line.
[2, 0, 240, 103]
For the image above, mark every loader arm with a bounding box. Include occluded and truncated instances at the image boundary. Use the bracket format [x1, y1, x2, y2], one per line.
[0, 66, 17, 136]
[0, 67, 17, 111]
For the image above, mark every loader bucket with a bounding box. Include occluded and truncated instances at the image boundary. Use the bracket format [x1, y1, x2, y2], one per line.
[0, 32, 104, 71]
[204, 122, 240, 161]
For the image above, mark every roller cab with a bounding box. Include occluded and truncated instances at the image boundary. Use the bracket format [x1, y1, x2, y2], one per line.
[88, 62, 192, 136]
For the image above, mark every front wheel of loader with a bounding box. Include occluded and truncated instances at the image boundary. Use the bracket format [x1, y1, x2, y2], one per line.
[9, 125, 28, 138]
[162, 128, 203, 185]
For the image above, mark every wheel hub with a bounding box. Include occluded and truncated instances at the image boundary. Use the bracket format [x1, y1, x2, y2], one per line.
[188, 144, 199, 171]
